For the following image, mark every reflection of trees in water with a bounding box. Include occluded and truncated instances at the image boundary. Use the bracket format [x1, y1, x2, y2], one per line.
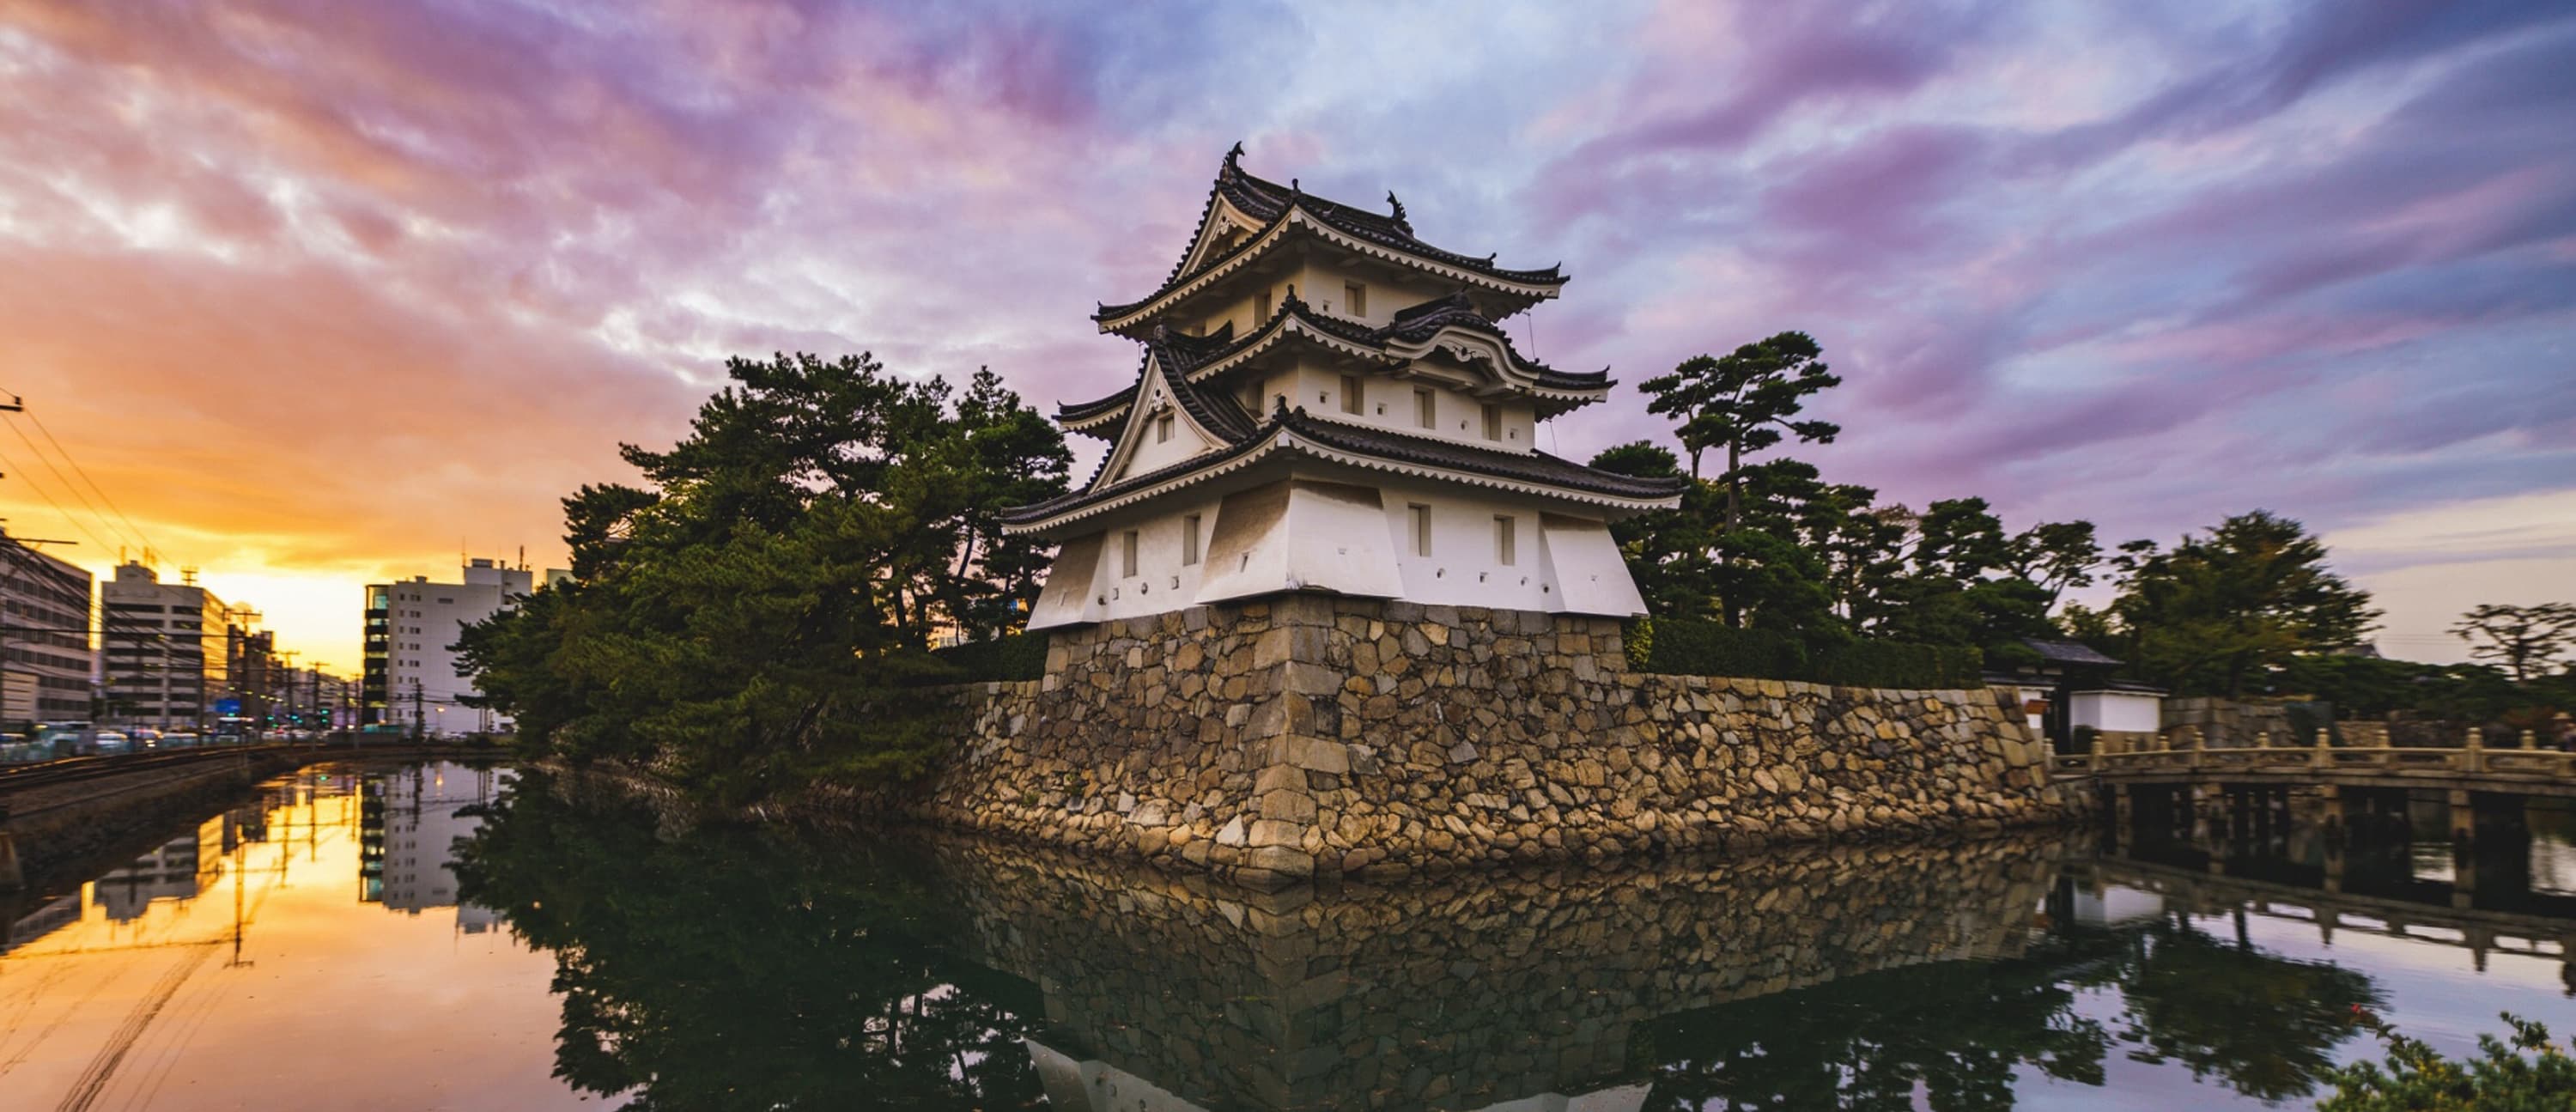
[452, 771, 1046, 1110]
[2082, 913, 2380, 1103]
[452, 771, 2395, 1111]
[1640, 935, 2111, 1111]
[1640, 915, 2381, 1110]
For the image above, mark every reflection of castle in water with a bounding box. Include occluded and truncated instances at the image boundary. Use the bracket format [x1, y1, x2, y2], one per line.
[361, 762, 504, 917]
[932, 834, 2063, 1112]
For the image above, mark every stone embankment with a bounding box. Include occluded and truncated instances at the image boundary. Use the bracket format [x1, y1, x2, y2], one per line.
[853, 595, 2079, 887]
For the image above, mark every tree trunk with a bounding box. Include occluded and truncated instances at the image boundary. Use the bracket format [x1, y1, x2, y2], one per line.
[1722, 439, 1743, 629]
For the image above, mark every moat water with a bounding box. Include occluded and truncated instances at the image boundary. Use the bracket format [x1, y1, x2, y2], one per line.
[3, 762, 2572, 1110]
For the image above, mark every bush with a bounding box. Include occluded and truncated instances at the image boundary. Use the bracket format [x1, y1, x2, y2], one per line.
[1629, 617, 1983, 690]
[1810, 639, 1984, 690]
[927, 634, 1048, 684]
[2321, 1012, 2576, 1110]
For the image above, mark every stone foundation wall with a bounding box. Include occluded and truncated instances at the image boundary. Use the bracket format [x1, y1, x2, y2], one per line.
[872, 595, 2078, 887]
[2161, 696, 2295, 748]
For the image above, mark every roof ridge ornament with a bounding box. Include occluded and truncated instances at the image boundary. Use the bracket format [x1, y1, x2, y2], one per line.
[1386, 190, 1409, 228]
[1223, 141, 1245, 176]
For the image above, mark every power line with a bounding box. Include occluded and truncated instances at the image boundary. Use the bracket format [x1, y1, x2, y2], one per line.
[21, 410, 153, 555]
[0, 416, 143, 555]
[0, 440, 118, 552]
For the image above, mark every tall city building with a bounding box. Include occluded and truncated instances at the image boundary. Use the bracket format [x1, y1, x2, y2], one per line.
[100, 563, 232, 730]
[0, 533, 96, 727]
[226, 617, 280, 729]
[277, 665, 358, 730]
[363, 559, 550, 735]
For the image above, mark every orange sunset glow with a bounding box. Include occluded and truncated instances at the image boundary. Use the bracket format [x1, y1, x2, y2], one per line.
[3, 0, 2573, 677]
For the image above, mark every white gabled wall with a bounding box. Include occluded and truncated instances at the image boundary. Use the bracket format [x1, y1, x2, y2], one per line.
[1027, 496, 1228, 631]
[1026, 477, 1648, 630]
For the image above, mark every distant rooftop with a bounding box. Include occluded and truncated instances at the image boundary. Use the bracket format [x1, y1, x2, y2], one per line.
[2020, 638, 2123, 668]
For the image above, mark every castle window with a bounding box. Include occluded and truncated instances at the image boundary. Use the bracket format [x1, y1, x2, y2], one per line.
[1156, 413, 1174, 443]
[1182, 514, 1202, 566]
[1482, 404, 1502, 441]
[1121, 531, 1139, 577]
[1495, 516, 1516, 566]
[1340, 375, 1364, 416]
[1255, 289, 1273, 323]
[1345, 282, 1367, 318]
[1413, 388, 1434, 429]
[1409, 504, 1432, 557]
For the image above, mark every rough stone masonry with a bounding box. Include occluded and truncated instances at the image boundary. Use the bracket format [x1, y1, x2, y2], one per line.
[884, 595, 2082, 887]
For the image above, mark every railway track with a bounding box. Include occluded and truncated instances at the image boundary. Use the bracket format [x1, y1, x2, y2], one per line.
[0, 746, 294, 796]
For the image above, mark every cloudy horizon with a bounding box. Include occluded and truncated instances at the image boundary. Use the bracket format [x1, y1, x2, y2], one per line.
[2, 0, 2569, 671]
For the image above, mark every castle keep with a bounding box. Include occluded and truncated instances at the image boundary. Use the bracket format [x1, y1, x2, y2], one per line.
[1001, 148, 1686, 629]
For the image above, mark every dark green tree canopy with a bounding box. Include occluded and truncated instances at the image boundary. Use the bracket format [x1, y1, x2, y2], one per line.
[1637, 330, 1841, 482]
[456, 352, 1070, 799]
[2103, 510, 2380, 697]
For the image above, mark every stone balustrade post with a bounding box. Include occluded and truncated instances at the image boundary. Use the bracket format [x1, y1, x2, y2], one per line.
[2522, 728, 2539, 750]
[2312, 726, 2332, 769]
[2464, 729, 2484, 775]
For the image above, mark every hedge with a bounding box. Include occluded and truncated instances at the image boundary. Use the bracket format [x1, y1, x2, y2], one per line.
[927, 634, 1048, 684]
[1626, 617, 1984, 690]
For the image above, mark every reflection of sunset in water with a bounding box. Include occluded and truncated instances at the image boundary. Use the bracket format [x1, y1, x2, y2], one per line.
[0, 763, 576, 1111]
[4, 763, 2574, 1110]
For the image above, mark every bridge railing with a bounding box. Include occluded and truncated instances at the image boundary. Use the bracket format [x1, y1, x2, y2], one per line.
[2051, 727, 2573, 780]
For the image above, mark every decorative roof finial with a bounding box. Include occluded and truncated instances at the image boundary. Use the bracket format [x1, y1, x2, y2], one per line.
[1224, 141, 1245, 170]
[1290, 177, 1301, 195]
[1386, 190, 1408, 224]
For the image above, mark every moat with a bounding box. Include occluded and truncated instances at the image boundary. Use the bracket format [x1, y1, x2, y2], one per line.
[3, 760, 2572, 1110]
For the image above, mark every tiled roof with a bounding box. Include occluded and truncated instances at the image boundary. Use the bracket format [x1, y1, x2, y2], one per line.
[2020, 638, 2124, 667]
[999, 405, 1688, 530]
[1097, 147, 1566, 325]
[1379, 292, 1609, 392]
[1054, 291, 1607, 434]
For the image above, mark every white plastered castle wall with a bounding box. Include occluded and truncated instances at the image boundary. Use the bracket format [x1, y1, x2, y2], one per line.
[1025, 477, 1647, 629]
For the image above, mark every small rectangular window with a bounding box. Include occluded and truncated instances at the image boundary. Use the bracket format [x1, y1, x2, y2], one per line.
[1182, 514, 1202, 566]
[1340, 375, 1363, 416]
[1345, 282, 1367, 317]
[1156, 413, 1174, 443]
[1409, 504, 1432, 557]
[1413, 388, 1435, 429]
[1495, 515, 1516, 566]
[1121, 531, 1139, 577]
[1482, 404, 1503, 441]
[1255, 289, 1272, 323]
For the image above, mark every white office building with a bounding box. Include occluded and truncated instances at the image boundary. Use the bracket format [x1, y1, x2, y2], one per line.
[365, 559, 553, 735]
[100, 563, 231, 730]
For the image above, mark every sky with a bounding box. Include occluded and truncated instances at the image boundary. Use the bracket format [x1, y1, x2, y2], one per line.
[0, 0, 2570, 674]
